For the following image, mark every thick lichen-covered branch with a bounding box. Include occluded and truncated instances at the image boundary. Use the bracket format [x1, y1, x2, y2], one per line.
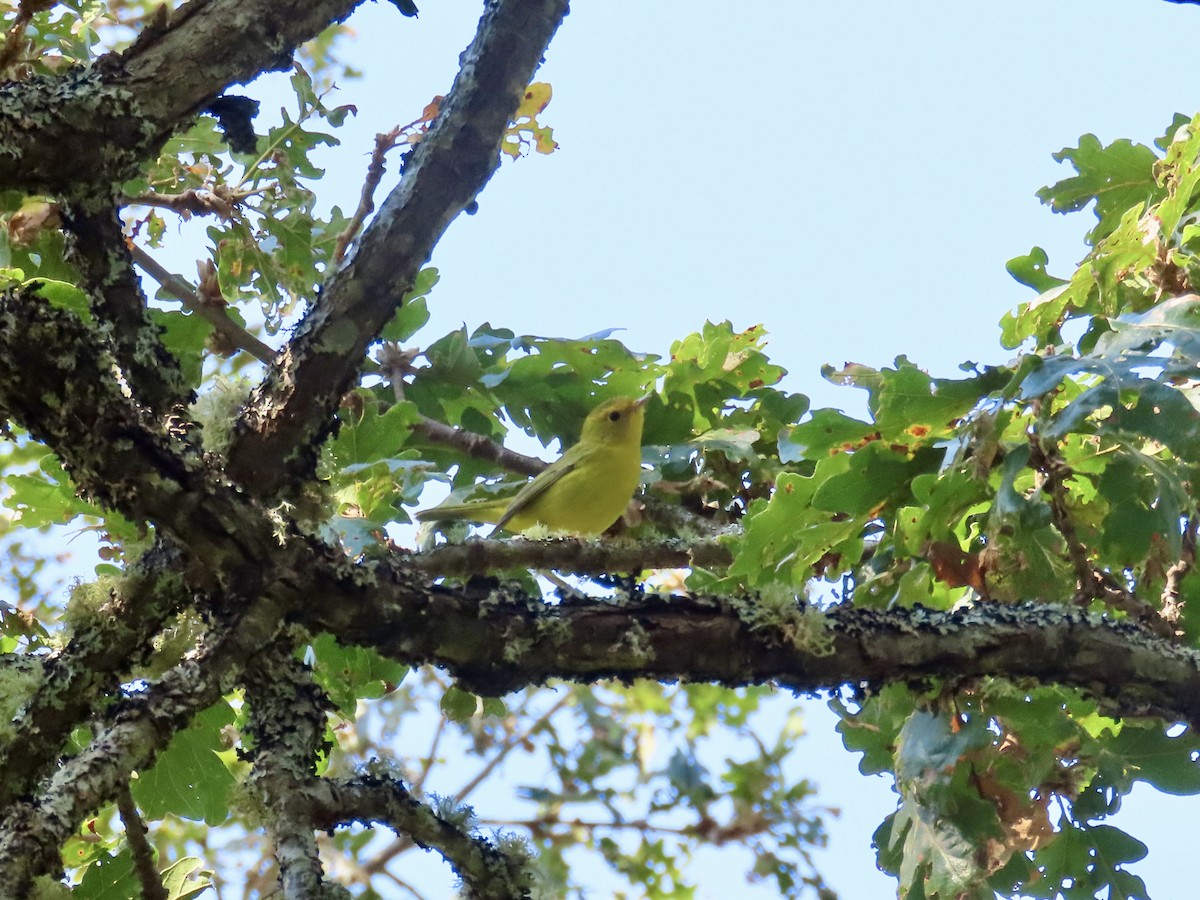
[61, 201, 191, 415]
[227, 0, 572, 496]
[0, 290, 276, 573]
[0, 593, 291, 892]
[0, 543, 192, 809]
[0, 0, 364, 195]
[243, 645, 333, 897]
[311, 582, 1200, 730]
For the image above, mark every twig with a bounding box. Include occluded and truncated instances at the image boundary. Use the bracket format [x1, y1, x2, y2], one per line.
[334, 99, 442, 264]
[376, 341, 548, 476]
[479, 816, 713, 840]
[0, 1, 56, 75]
[116, 783, 168, 900]
[407, 409, 548, 478]
[541, 569, 589, 599]
[322, 831, 430, 899]
[411, 713, 446, 795]
[1161, 516, 1198, 627]
[334, 126, 401, 264]
[454, 692, 572, 805]
[130, 243, 276, 363]
[122, 185, 269, 220]
[1028, 434, 1166, 632]
[365, 690, 571, 877]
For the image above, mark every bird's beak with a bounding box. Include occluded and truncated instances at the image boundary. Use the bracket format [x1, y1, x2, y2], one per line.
[635, 392, 654, 409]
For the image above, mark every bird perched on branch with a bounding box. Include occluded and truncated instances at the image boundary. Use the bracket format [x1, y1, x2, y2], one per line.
[415, 395, 649, 537]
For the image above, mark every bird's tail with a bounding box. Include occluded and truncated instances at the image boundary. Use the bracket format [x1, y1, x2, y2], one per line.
[413, 497, 511, 525]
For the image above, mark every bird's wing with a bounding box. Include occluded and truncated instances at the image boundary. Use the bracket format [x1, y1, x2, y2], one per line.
[490, 446, 588, 534]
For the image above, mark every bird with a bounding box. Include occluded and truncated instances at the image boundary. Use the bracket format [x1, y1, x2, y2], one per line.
[415, 395, 649, 537]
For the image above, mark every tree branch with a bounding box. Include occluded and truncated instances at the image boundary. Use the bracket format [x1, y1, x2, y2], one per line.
[60, 202, 191, 414]
[227, 0, 572, 496]
[401, 536, 732, 577]
[311, 585, 1200, 730]
[117, 783, 168, 900]
[0, 592, 292, 892]
[409, 415, 548, 479]
[0, 0, 366, 196]
[244, 645, 333, 898]
[130, 243, 278, 364]
[1162, 516, 1198, 627]
[310, 773, 536, 899]
[0, 543, 192, 809]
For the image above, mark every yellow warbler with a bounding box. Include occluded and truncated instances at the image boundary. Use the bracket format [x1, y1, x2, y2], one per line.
[416, 395, 649, 536]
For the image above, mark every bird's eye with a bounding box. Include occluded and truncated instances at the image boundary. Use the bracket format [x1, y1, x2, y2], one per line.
[608, 411, 621, 422]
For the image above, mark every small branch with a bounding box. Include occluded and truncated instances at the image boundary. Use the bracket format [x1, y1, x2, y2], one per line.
[409, 415, 548, 479]
[0, 0, 55, 75]
[412, 712, 446, 796]
[378, 343, 548, 476]
[455, 692, 572, 805]
[1162, 516, 1198, 627]
[122, 185, 268, 220]
[311, 773, 536, 898]
[117, 783, 167, 900]
[482, 815, 699, 839]
[400, 536, 733, 577]
[334, 99, 442, 264]
[130, 243, 276, 364]
[1028, 435, 1165, 629]
[363, 686, 570, 877]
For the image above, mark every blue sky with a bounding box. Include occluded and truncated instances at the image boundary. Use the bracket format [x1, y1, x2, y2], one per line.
[149, 1, 1200, 895]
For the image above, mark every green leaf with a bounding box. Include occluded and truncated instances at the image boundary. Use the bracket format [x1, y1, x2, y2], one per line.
[1036, 134, 1161, 243]
[151, 308, 212, 389]
[1095, 722, 1200, 796]
[1031, 823, 1150, 900]
[32, 279, 90, 320]
[441, 685, 480, 723]
[329, 396, 421, 467]
[823, 358, 1007, 444]
[778, 408, 875, 462]
[161, 857, 214, 900]
[895, 710, 988, 788]
[832, 685, 913, 776]
[729, 466, 862, 588]
[3, 453, 138, 542]
[76, 850, 138, 900]
[1006, 246, 1066, 294]
[690, 426, 760, 463]
[811, 441, 924, 516]
[131, 702, 236, 825]
[886, 796, 989, 900]
[1095, 292, 1200, 362]
[310, 633, 408, 717]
